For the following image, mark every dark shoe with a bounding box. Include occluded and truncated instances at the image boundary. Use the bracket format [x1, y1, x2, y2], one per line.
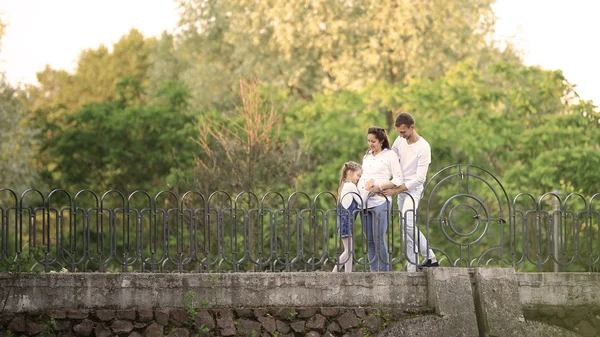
[417, 259, 439, 270]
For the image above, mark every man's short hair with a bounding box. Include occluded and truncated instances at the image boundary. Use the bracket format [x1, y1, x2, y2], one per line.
[394, 112, 415, 127]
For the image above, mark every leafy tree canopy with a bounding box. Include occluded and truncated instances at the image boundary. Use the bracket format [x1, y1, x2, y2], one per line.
[42, 78, 196, 193]
[0, 17, 40, 195]
[174, 0, 506, 112]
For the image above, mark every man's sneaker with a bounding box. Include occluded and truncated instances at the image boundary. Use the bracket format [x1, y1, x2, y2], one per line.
[417, 259, 439, 270]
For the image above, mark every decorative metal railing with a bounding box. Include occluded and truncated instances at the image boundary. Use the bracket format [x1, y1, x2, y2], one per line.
[1, 165, 598, 273]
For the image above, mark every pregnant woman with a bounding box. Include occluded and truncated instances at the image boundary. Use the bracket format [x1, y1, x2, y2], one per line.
[357, 126, 403, 272]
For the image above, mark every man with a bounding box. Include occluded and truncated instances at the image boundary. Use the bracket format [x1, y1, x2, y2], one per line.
[384, 112, 438, 272]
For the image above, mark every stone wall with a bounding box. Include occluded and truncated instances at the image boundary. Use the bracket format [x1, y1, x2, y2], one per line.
[2, 269, 599, 337]
[523, 306, 600, 337]
[517, 272, 600, 337]
[0, 306, 433, 337]
[0, 272, 428, 312]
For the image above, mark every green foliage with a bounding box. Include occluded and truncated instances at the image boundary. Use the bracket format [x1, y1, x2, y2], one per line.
[175, 0, 499, 110]
[183, 291, 211, 335]
[401, 59, 600, 197]
[146, 33, 188, 99]
[22, 30, 167, 192]
[14, 0, 598, 203]
[396, 60, 600, 267]
[191, 80, 305, 195]
[197, 325, 210, 335]
[2, 247, 42, 273]
[287, 87, 385, 195]
[40, 317, 56, 336]
[184, 291, 208, 313]
[0, 76, 40, 193]
[40, 78, 196, 192]
[26, 29, 156, 123]
[5, 0, 599, 273]
[184, 291, 199, 323]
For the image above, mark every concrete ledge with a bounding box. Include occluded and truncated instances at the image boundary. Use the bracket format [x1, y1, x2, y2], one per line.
[0, 272, 428, 313]
[2, 270, 597, 336]
[518, 272, 600, 307]
[4, 272, 600, 314]
[473, 268, 524, 336]
[426, 268, 479, 336]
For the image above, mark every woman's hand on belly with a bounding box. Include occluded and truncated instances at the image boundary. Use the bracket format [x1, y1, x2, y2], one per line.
[364, 179, 375, 191]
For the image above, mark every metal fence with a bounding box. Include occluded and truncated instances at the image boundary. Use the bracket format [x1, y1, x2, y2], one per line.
[1, 165, 599, 273]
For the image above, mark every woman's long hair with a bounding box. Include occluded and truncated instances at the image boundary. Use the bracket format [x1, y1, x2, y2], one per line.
[367, 126, 391, 151]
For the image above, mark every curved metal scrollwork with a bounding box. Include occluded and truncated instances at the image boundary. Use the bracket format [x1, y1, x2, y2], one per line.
[1, 165, 598, 273]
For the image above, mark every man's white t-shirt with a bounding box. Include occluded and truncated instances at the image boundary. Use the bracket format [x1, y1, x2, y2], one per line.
[391, 136, 431, 195]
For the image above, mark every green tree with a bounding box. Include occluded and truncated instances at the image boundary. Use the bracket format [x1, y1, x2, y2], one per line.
[284, 87, 385, 194]
[23, 30, 189, 192]
[175, 0, 503, 113]
[191, 79, 305, 194]
[400, 59, 600, 196]
[0, 17, 40, 193]
[0, 75, 40, 193]
[42, 79, 196, 193]
[279, 57, 600, 198]
[26, 29, 156, 124]
[146, 32, 189, 100]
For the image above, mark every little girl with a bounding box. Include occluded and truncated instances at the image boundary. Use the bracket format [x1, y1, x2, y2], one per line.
[333, 161, 362, 273]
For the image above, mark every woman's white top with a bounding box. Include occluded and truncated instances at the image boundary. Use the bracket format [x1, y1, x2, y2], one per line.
[357, 148, 403, 209]
[340, 182, 362, 209]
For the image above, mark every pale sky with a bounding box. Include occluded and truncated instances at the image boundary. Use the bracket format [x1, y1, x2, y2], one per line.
[493, 0, 600, 107]
[0, 0, 179, 81]
[0, 0, 599, 107]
